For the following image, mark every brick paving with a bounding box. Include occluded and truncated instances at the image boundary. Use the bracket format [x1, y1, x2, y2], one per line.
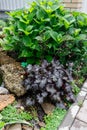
[58, 80, 87, 130]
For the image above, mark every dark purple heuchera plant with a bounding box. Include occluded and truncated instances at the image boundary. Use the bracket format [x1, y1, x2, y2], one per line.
[23, 58, 75, 109]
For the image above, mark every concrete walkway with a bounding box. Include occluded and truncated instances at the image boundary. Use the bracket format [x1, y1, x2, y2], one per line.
[58, 80, 87, 130]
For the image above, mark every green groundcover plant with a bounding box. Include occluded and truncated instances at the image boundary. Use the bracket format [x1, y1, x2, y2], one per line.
[41, 108, 66, 130]
[0, 105, 33, 129]
[0, 105, 66, 130]
[1, 0, 87, 69]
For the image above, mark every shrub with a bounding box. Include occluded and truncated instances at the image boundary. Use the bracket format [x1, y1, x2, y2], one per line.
[1, 0, 87, 67]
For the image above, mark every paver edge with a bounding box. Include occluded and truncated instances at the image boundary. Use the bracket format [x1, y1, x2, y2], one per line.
[58, 80, 87, 130]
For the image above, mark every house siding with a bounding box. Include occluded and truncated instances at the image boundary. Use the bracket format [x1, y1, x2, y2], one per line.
[0, 0, 34, 11]
[0, 0, 85, 13]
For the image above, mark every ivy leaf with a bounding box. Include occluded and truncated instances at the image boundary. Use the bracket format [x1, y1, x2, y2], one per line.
[50, 30, 58, 42]
[2, 42, 14, 50]
[20, 50, 33, 58]
[0, 114, 3, 120]
[45, 55, 53, 62]
[43, 30, 50, 41]
[23, 36, 32, 47]
[0, 122, 5, 129]
[26, 25, 33, 32]
[36, 9, 45, 20]
[27, 58, 35, 64]
[51, 4, 60, 11]
[18, 22, 33, 35]
[47, 43, 52, 49]
[74, 29, 81, 36]
[35, 36, 43, 42]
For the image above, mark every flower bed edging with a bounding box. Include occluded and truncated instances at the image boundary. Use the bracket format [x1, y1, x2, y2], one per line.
[58, 80, 87, 130]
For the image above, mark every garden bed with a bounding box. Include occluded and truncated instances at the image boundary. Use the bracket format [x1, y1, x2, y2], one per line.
[0, 0, 87, 129]
[0, 49, 70, 130]
[0, 48, 84, 130]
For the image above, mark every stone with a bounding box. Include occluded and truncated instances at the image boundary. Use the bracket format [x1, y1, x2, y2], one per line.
[22, 125, 33, 130]
[76, 100, 87, 123]
[70, 119, 87, 130]
[6, 124, 21, 130]
[0, 74, 3, 85]
[0, 48, 15, 66]
[85, 96, 87, 100]
[14, 99, 23, 109]
[41, 103, 55, 114]
[76, 91, 86, 103]
[34, 125, 40, 130]
[0, 63, 26, 97]
[81, 87, 87, 92]
[38, 121, 45, 127]
[4, 125, 10, 130]
[0, 94, 15, 110]
[83, 80, 87, 89]
[58, 103, 80, 130]
[0, 49, 26, 96]
[0, 87, 9, 94]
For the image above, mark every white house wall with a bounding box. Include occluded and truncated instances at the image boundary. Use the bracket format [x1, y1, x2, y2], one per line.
[0, 0, 34, 11]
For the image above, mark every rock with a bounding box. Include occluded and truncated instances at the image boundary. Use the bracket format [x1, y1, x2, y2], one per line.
[38, 122, 45, 127]
[4, 125, 10, 130]
[0, 94, 15, 110]
[0, 49, 26, 96]
[6, 124, 21, 130]
[14, 99, 23, 109]
[34, 125, 40, 130]
[0, 74, 3, 85]
[41, 103, 55, 114]
[0, 87, 9, 94]
[0, 63, 26, 97]
[22, 125, 33, 130]
[0, 82, 5, 87]
[0, 48, 15, 66]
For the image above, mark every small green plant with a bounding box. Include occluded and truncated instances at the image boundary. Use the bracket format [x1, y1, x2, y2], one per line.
[71, 81, 80, 95]
[0, 105, 33, 129]
[78, 101, 83, 107]
[0, 121, 5, 129]
[41, 108, 66, 130]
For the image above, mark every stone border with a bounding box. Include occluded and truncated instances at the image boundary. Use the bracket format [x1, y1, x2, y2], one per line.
[58, 80, 87, 130]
